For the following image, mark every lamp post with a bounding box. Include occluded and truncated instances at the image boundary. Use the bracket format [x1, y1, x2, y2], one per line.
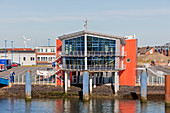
[11, 41, 13, 69]
[5, 40, 7, 71]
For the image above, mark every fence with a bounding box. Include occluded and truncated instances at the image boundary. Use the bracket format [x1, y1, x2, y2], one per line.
[13, 74, 56, 85]
[136, 75, 165, 86]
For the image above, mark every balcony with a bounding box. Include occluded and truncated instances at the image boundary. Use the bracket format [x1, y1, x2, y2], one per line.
[60, 51, 127, 57]
[61, 64, 126, 72]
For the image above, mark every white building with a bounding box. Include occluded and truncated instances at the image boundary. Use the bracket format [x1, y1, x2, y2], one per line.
[0, 48, 36, 66]
[35, 46, 56, 65]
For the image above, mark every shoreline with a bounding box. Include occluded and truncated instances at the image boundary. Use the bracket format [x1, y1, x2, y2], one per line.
[0, 84, 165, 100]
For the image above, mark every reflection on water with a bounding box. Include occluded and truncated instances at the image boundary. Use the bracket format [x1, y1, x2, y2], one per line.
[0, 97, 165, 113]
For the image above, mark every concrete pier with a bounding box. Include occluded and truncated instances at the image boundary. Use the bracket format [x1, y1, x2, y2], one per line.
[25, 71, 32, 101]
[140, 70, 147, 103]
[83, 71, 89, 101]
[165, 75, 170, 107]
[114, 72, 119, 95]
[65, 71, 68, 94]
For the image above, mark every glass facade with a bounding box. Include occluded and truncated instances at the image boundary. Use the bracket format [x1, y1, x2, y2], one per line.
[63, 35, 118, 71]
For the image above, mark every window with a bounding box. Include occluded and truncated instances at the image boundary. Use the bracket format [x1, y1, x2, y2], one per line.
[37, 49, 40, 52]
[30, 57, 35, 61]
[127, 59, 130, 63]
[41, 57, 47, 61]
[37, 57, 40, 61]
[23, 57, 26, 61]
[46, 49, 48, 52]
[41, 49, 43, 52]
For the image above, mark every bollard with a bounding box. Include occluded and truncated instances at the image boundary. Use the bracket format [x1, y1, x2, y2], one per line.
[25, 71, 32, 101]
[165, 75, 170, 107]
[83, 71, 89, 101]
[140, 69, 147, 103]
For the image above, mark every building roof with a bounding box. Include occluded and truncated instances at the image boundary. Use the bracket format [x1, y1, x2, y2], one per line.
[58, 30, 126, 45]
[138, 46, 154, 54]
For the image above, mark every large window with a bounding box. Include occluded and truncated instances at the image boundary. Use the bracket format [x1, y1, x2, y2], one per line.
[65, 36, 84, 54]
[65, 57, 84, 66]
[87, 36, 116, 52]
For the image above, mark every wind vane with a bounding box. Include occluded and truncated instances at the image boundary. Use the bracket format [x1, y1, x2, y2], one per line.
[84, 18, 88, 32]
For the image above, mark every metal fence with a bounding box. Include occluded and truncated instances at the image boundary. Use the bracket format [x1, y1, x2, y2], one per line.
[136, 75, 165, 86]
[13, 74, 56, 85]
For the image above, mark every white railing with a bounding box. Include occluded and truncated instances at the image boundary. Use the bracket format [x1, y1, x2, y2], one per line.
[136, 75, 165, 86]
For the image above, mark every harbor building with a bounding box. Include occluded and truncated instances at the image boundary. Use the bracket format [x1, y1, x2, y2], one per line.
[35, 46, 56, 65]
[0, 48, 36, 66]
[55, 31, 137, 94]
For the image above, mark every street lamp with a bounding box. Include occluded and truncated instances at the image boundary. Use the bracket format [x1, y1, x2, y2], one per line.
[5, 40, 7, 71]
[11, 41, 13, 69]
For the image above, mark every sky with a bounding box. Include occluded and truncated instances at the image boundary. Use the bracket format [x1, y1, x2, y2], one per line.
[0, 0, 170, 48]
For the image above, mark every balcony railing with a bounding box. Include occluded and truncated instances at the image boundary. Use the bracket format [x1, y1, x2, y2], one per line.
[60, 51, 127, 57]
[61, 64, 126, 71]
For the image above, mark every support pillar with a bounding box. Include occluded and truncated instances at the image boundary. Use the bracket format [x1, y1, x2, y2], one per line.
[114, 72, 119, 96]
[68, 71, 70, 89]
[83, 71, 89, 101]
[25, 71, 32, 101]
[65, 71, 68, 94]
[165, 75, 170, 107]
[140, 70, 147, 103]
[93, 74, 96, 88]
[89, 74, 92, 96]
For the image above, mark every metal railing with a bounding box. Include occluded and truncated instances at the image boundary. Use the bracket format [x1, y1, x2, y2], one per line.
[136, 75, 165, 86]
[61, 64, 126, 71]
[60, 51, 127, 57]
[13, 74, 56, 85]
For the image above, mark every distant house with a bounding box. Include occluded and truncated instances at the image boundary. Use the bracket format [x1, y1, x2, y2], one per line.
[155, 42, 170, 56]
[138, 46, 155, 56]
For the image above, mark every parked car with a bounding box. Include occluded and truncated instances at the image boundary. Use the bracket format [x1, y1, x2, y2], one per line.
[12, 62, 21, 67]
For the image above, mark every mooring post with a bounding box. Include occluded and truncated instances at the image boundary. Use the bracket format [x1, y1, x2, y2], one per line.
[140, 69, 147, 103]
[89, 74, 92, 96]
[83, 71, 89, 101]
[25, 71, 32, 101]
[65, 71, 68, 94]
[165, 74, 170, 107]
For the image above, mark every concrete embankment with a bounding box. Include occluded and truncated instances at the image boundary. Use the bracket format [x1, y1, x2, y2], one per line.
[0, 84, 165, 99]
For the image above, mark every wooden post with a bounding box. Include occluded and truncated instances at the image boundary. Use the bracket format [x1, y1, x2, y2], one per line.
[165, 75, 170, 107]
[25, 71, 32, 101]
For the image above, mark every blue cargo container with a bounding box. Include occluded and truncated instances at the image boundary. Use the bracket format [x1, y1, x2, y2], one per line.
[0, 59, 11, 69]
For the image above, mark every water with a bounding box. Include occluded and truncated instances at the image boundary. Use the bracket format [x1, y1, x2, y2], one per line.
[0, 97, 166, 113]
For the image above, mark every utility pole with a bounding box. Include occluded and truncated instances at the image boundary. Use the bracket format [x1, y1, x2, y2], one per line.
[5, 40, 7, 71]
[11, 41, 13, 69]
[48, 38, 50, 46]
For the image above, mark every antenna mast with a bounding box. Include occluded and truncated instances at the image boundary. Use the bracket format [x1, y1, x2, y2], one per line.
[84, 18, 88, 32]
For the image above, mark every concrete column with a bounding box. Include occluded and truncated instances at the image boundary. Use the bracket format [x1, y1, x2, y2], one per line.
[114, 72, 119, 95]
[165, 75, 170, 107]
[25, 71, 32, 101]
[93, 74, 96, 88]
[89, 74, 92, 96]
[68, 71, 70, 89]
[140, 70, 147, 103]
[76, 71, 78, 84]
[83, 71, 89, 101]
[65, 71, 68, 94]
[101, 72, 103, 84]
[84, 34, 87, 70]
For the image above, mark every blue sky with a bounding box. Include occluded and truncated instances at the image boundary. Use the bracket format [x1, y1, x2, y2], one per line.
[0, 0, 170, 48]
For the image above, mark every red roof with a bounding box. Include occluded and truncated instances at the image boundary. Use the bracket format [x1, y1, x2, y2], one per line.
[6, 48, 33, 51]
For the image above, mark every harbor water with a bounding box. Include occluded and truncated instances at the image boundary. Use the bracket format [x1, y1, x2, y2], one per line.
[0, 97, 166, 113]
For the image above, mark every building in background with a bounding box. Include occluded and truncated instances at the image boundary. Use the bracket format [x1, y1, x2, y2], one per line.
[155, 42, 170, 56]
[35, 46, 56, 65]
[138, 46, 155, 56]
[55, 31, 137, 88]
[0, 48, 36, 66]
